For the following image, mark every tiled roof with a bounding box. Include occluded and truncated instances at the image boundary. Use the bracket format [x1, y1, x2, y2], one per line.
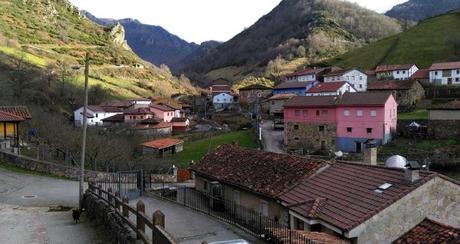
[101, 114, 125, 122]
[339, 92, 393, 106]
[429, 61, 460, 71]
[375, 64, 415, 72]
[239, 84, 272, 91]
[212, 85, 232, 92]
[308, 82, 347, 93]
[141, 138, 183, 149]
[87, 105, 123, 113]
[0, 106, 32, 120]
[0, 111, 25, 122]
[411, 69, 429, 79]
[135, 121, 172, 130]
[267, 228, 349, 244]
[274, 82, 313, 90]
[280, 162, 435, 231]
[190, 144, 327, 197]
[124, 107, 152, 115]
[267, 93, 297, 101]
[394, 218, 460, 244]
[286, 67, 328, 77]
[171, 117, 188, 123]
[429, 100, 460, 110]
[212, 78, 230, 86]
[150, 104, 175, 112]
[368, 80, 418, 91]
[284, 96, 338, 107]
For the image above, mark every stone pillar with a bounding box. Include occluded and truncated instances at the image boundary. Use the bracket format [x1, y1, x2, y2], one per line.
[364, 147, 377, 165]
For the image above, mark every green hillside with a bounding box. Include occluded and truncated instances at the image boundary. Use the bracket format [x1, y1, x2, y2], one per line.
[329, 11, 460, 69]
[0, 0, 197, 110]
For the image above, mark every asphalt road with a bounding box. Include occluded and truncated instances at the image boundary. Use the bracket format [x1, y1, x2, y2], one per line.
[261, 120, 285, 154]
[0, 168, 111, 244]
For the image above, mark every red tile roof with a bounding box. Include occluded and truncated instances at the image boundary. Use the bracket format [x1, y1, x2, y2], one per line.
[267, 228, 349, 244]
[411, 69, 429, 80]
[284, 92, 393, 108]
[0, 111, 25, 122]
[429, 61, 460, 71]
[211, 85, 232, 92]
[368, 80, 419, 90]
[190, 144, 328, 198]
[267, 93, 297, 101]
[375, 64, 415, 72]
[308, 82, 347, 93]
[280, 162, 435, 231]
[171, 117, 189, 123]
[0, 106, 32, 120]
[394, 218, 460, 244]
[141, 138, 183, 149]
[124, 107, 153, 115]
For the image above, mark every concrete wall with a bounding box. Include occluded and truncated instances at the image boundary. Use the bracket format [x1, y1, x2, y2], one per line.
[350, 177, 460, 244]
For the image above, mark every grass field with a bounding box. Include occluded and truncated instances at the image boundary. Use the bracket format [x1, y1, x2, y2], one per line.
[0, 46, 47, 68]
[0, 160, 69, 180]
[379, 138, 458, 155]
[175, 130, 258, 166]
[398, 110, 429, 120]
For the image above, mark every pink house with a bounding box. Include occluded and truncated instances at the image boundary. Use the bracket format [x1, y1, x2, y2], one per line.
[124, 108, 154, 123]
[150, 104, 176, 122]
[284, 93, 397, 153]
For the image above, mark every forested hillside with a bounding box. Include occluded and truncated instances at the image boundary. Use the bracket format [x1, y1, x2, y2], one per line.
[386, 0, 460, 22]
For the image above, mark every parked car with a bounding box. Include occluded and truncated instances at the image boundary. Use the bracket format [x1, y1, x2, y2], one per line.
[208, 240, 249, 244]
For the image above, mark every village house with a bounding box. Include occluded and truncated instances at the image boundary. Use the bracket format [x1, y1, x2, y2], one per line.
[285, 67, 340, 82]
[134, 120, 173, 136]
[306, 81, 357, 97]
[100, 98, 152, 110]
[393, 218, 460, 243]
[141, 138, 184, 157]
[74, 105, 123, 126]
[170, 117, 190, 132]
[284, 93, 397, 153]
[410, 68, 430, 85]
[150, 104, 176, 123]
[367, 80, 425, 108]
[0, 106, 32, 149]
[323, 69, 368, 91]
[191, 145, 460, 244]
[428, 100, 460, 120]
[238, 84, 272, 104]
[265, 93, 296, 129]
[212, 93, 234, 109]
[375, 64, 419, 80]
[429, 61, 460, 85]
[209, 78, 232, 97]
[273, 81, 318, 96]
[101, 114, 125, 127]
[123, 107, 154, 124]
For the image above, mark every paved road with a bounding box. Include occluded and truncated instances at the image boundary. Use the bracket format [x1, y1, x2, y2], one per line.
[0, 168, 111, 244]
[131, 196, 262, 244]
[261, 120, 285, 154]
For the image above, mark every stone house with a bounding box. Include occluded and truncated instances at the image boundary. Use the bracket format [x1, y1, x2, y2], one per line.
[428, 100, 460, 120]
[367, 79, 425, 108]
[375, 64, 419, 80]
[238, 84, 272, 104]
[265, 93, 297, 129]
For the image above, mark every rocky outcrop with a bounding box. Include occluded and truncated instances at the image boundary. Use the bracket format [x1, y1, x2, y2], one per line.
[110, 23, 131, 51]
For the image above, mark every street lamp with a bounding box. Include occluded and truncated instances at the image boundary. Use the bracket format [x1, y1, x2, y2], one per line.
[73, 53, 90, 209]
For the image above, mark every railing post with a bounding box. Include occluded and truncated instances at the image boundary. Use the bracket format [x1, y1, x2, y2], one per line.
[107, 188, 112, 206]
[122, 196, 129, 218]
[115, 191, 120, 210]
[98, 184, 102, 197]
[136, 200, 145, 239]
[153, 210, 165, 228]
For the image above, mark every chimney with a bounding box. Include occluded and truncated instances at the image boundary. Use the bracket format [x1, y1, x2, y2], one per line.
[363, 146, 377, 165]
[404, 161, 421, 183]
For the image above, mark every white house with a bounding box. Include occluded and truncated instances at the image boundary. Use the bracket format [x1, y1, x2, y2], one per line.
[306, 81, 357, 96]
[323, 69, 368, 91]
[429, 61, 460, 85]
[285, 67, 330, 82]
[74, 106, 123, 126]
[375, 64, 419, 80]
[213, 93, 234, 109]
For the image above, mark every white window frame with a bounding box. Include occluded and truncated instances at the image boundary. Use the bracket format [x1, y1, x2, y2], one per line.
[370, 110, 377, 117]
[260, 200, 269, 217]
[357, 110, 363, 117]
[344, 109, 350, 117]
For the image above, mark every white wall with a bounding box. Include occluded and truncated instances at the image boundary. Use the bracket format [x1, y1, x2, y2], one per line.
[306, 83, 356, 97]
[213, 93, 234, 105]
[74, 107, 122, 127]
[429, 69, 460, 85]
[288, 74, 316, 82]
[392, 65, 418, 80]
[324, 70, 368, 91]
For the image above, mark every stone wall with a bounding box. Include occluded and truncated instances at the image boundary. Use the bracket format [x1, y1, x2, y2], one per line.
[0, 150, 108, 181]
[397, 119, 460, 139]
[83, 192, 137, 244]
[285, 122, 337, 153]
[350, 177, 460, 243]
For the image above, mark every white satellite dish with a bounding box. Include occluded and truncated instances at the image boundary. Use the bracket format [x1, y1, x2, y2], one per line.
[335, 151, 343, 158]
[385, 155, 408, 169]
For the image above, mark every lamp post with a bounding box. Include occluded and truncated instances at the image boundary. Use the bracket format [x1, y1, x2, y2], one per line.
[75, 53, 90, 209]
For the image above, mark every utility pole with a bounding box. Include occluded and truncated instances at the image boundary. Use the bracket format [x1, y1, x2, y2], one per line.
[79, 52, 90, 209]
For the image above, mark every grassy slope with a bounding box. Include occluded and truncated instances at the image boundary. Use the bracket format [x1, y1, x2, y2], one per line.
[398, 110, 429, 120]
[330, 12, 460, 69]
[175, 130, 258, 166]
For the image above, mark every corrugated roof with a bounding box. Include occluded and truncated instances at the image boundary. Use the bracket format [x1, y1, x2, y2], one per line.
[429, 61, 460, 71]
[190, 145, 327, 198]
[394, 218, 460, 244]
[141, 138, 183, 149]
[280, 162, 435, 231]
[368, 80, 418, 91]
[0, 106, 32, 120]
[308, 82, 347, 93]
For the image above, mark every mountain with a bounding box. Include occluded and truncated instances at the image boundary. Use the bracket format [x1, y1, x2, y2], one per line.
[0, 0, 197, 113]
[182, 0, 402, 83]
[84, 11, 212, 73]
[329, 10, 460, 70]
[386, 0, 460, 22]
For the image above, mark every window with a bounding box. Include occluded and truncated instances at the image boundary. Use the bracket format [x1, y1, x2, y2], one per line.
[435, 71, 438, 75]
[319, 125, 325, 132]
[396, 71, 400, 74]
[294, 125, 299, 130]
[359, 76, 363, 80]
[456, 78, 460, 82]
[322, 110, 328, 117]
[316, 110, 320, 116]
[272, 101, 275, 105]
[367, 128, 373, 134]
[303, 110, 308, 117]
[95, 113, 98, 118]
[140, 116, 144, 119]
[233, 190, 240, 205]
[403, 71, 406, 74]
[203, 180, 208, 191]
[347, 127, 352, 133]
[295, 110, 301, 116]
[357, 110, 363, 117]
[344, 109, 350, 117]
[294, 137, 299, 141]
[457, 70, 460, 74]
[370, 110, 377, 117]
[260, 200, 269, 217]
[359, 84, 363, 88]
[295, 218, 305, 231]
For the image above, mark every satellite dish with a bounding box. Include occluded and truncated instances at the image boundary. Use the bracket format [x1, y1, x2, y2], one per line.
[385, 155, 408, 168]
[335, 151, 343, 158]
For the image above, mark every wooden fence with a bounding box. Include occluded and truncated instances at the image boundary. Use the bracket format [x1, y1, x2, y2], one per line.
[88, 183, 177, 244]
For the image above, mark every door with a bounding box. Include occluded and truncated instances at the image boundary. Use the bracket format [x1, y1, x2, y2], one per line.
[448, 78, 453, 85]
[356, 142, 362, 153]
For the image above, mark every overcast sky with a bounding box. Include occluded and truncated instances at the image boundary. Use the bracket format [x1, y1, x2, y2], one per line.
[69, 0, 407, 43]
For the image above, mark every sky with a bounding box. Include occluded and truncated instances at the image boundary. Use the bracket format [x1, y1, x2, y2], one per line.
[69, 0, 407, 44]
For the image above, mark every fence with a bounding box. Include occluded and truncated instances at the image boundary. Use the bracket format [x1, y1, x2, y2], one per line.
[87, 183, 177, 244]
[93, 170, 144, 200]
[151, 186, 320, 244]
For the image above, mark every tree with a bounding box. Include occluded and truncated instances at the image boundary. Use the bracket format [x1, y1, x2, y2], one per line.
[8, 52, 31, 99]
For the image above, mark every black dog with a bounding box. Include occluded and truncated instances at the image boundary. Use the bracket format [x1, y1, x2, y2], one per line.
[72, 208, 84, 224]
